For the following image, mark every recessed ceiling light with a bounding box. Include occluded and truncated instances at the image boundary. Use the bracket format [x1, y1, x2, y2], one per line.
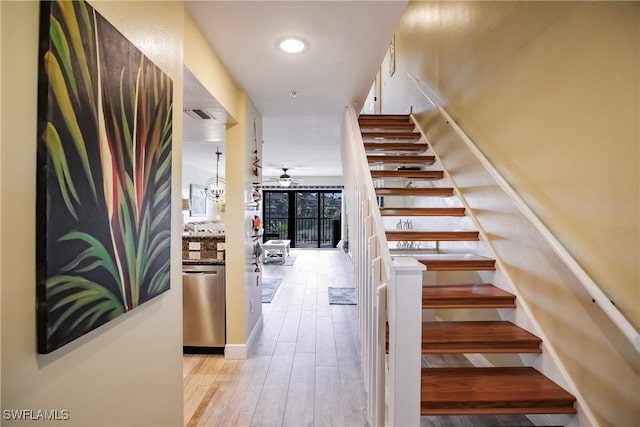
[279, 37, 306, 54]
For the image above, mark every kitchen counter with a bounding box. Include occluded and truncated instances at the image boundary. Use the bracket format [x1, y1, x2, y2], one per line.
[182, 234, 225, 265]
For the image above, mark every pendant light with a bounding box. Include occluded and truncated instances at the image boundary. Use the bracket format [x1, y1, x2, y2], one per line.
[204, 148, 225, 202]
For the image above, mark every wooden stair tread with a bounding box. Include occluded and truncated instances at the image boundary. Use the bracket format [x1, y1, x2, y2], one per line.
[364, 142, 428, 152]
[380, 207, 466, 216]
[375, 187, 454, 197]
[421, 321, 541, 353]
[362, 132, 421, 141]
[386, 230, 479, 241]
[385, 321, 541, 354]
[359, 114, 410, 122]
[367, 155, 436, 164]
[414, 253, 496, 271]
[421, 367, 576, 415]
[359, 123, 416, 131]
[370, 170, 444, 180]
[423, 284, 515, 308]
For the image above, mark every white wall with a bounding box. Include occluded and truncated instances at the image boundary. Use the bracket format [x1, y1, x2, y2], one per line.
[182, 164, 224, 223]
[0, 2, 184, 425]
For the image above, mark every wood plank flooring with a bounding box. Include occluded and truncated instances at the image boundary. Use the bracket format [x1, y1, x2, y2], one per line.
[183, 249, 535, 427]
[183, 249, 368, 427]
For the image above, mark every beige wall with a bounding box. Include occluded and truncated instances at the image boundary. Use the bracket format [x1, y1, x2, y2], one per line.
[384, 1, 639, 327]
[183, 13, 239, 125]
[0, 0, 3, 411]
[225, 92, 251, 346]
[221, 90, 264, 346]
[382, 2, 639, 426]
[0, 1, 184, 426]
[240, 96, 263, 341]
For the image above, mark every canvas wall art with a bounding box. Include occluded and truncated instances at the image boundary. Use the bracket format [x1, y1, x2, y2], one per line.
[189, 184, 207, 217]
[36, 0, 173, 353]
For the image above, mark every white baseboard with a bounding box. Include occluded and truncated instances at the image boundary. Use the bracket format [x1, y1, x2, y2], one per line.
[224, 313, 264, 360]
[224, 344, 247, 360]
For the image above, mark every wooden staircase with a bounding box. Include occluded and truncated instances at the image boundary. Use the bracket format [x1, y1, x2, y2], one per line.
[358, 114, 576, 421]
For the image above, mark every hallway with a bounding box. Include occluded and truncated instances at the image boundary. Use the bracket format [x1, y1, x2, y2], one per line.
[183, 249, 537, 427]
[183, 249, 369, 426]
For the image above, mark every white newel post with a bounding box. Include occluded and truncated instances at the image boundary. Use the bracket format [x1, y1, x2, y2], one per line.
[375, 278, 387, 427]
[363, 212, 373, 397]
[366, 234, 379, 424]
[386, 256, 425, 426]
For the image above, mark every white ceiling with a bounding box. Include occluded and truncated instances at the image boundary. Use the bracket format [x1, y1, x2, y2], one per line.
[183, 1, 407, 179]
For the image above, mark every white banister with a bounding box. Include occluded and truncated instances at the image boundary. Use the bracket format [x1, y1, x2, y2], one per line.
[408, 72, 640, 353]
[375, 280, 387, 427]
[341, 105, 426, 426]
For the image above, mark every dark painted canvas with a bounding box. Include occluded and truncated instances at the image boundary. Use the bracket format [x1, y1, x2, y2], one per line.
[36, 0, 173, 353]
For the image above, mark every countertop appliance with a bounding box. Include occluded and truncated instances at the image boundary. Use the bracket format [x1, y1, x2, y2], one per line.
[182, 264, 225, 352]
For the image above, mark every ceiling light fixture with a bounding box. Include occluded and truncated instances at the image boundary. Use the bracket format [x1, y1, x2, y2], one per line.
[279, 168, 292, 187]
[279, 37, 306, 54]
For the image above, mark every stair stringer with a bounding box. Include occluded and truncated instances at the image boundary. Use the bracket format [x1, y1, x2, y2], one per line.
[411, 110, 639, 427]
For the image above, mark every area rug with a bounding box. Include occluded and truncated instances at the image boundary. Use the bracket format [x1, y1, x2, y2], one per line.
[328, 287, 357, 305]
[262, 278, 283, 303]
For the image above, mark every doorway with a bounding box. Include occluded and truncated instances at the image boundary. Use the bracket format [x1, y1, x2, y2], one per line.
[263, 190, 342, 248]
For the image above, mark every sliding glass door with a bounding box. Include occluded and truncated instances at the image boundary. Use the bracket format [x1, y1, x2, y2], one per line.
[295, 192, 318, 247]
[263, 192, 289, 241]
[263, 190, 342, 248]
[319, 192, 342, 248]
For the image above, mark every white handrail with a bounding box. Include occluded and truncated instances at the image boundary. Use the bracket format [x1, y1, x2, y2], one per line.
[345, 105, 393, 265]
[341, 105, 424, 426]
[408, 72, 640, 352]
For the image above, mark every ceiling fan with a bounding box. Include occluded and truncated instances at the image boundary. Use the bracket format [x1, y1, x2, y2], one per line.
[264, 167, 303, 187]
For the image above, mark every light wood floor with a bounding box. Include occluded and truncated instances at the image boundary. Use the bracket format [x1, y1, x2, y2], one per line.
[183, 249, 369, 427]
[183, 249, 535, 427]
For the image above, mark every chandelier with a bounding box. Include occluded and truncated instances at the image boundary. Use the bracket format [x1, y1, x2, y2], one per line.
[204, 148, 225, 202]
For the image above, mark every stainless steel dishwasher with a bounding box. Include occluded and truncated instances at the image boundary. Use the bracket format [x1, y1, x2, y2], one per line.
[182, 264, 225, 352]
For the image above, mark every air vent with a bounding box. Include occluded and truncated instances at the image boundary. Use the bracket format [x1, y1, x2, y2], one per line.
[183, 109, 214, 120]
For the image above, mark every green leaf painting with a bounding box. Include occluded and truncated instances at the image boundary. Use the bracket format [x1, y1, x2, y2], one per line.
[36, 0, 173, 353]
